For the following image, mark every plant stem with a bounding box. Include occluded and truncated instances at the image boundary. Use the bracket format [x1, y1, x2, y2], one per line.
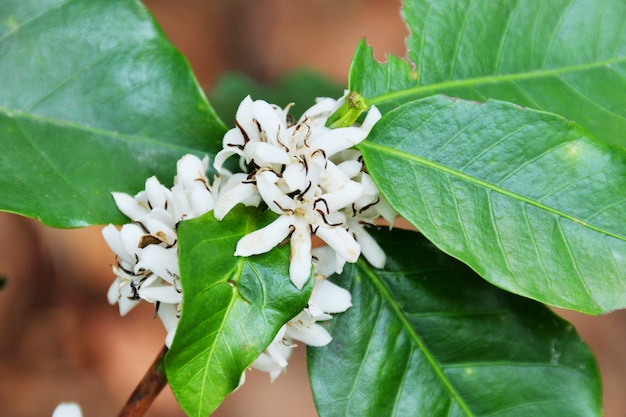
[117, 345, 168, 417]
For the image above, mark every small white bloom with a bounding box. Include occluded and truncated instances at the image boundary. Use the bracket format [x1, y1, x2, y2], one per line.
[285, 311, 332, 347]
[52, 403, 82, 417]
[251, 272, 352, 381]
[250, 326, 294, 382]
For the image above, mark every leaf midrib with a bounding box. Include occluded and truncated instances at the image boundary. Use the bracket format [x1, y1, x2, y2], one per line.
[0, 106, 202, 153]
[360, 140, 625, 242]
[358, 260, 475, 417]
[191, 212, 272, 416]
[368, 55, 626, 106]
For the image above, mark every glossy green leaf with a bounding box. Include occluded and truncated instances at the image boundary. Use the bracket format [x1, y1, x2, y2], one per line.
[0, 110, 203, 226]
[166, 206, 312, 417]
[360, 96, 626, 314]
[209, 70, 342, 121]
[309, 228, 601, 417]
[0, 0, 226, 226]
[351, 0, 626, 147]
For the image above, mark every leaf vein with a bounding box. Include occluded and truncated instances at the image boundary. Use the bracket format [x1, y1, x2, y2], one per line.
[540, 0, 575, 68]
[360, 140, 625, 242]
[359, 261, 477, 417]
[0, 0, 75, 44]
[493, 1, 520, 75]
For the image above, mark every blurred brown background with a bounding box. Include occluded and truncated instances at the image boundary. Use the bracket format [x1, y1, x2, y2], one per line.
[1, 1, 624, 416]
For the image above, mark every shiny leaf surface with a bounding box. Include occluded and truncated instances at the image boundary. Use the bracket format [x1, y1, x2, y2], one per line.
[351, 0, 626, 147]
[0, 109, 202, 226]
[360, 96, 626, 314]
[166, 207, 312, 417]
[309, 229, 601, 417]
[0, 0, 226, 226]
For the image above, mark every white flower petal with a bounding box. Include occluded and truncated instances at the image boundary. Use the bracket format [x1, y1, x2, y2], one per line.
[312, 245, 346, 277]
[352, 224, 386, 269]
[139, 284, 182, 304]
[134, 245, 179, 282]
[112, 192, 148, 220]
[161, 303, 180, 347]
[376, 195, 398, 225]
[362, 105, 382, 129]
[102, 224, 134, 266]
[52, 402, 83, 417]
[214, 181, 259, 220]
[311, 279, 352, 314]
[107, 277, 123, 305]
[143, 216, 177, 246]
[285, 322, 331, 347]
[359, 172, 379, 196]
[301, 95, 342, 121]
[234, 96, 259, 142]
[289, 220, 312, 289]
[213, 147, 239, 173]
[118, 289, 141, 316]
[188, 187, 215, 217]
[244, 142, 290, 166]
[319, 161, 352, 192]
[256, 170, 297, 214]
[309, 126, 368, 157]
[145, 176, 172, 212]
[176, 154, 209, 190]
[331, 149, 363, 165]
[281, 162, 307, 192]
[336, 159, 363, 179]
[170, 185, 193, 220]
[252, 99, 285, 144]
[119, 223, 145, 261]
[251, 347, 289, 374]
[235, 215, 294, 256]
[165, 328, 177, 348]
[306, 304, 332, 321]
[315, 226, 361, 263]
[158, 303, 180, 333]
[320, 180, 363, 212]
[251, 326, 292, 377]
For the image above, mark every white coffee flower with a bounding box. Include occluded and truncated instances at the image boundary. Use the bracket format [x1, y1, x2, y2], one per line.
[103, 94, 394, 384]
[103, 154, 214, 347]
[333, 152, 397, 269]
[215, 92, 385, 289]
[250, 266, 352, 381]
[234, 166, 361, 289]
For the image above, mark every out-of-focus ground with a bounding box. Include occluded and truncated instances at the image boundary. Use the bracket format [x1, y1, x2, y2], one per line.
[0, 1, 624, 416]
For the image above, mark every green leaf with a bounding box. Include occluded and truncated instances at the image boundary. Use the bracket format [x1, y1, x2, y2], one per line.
[309, 228, 601, 417]
[351, 0, 626, 148]
[209, 70, 343, 121]
[166, 206, 312, 417]
[0, 0, 227, 226]
[0, 110, 203, 226]
[360, 96, 626, 314]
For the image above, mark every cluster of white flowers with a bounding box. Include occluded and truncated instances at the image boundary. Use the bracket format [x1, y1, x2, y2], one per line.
[103, 92, 395, 380]
[214, 93, 395, 288]
[102, 154, 215, 347]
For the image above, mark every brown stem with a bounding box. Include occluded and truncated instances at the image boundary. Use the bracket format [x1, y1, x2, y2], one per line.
[117, 345, 169, 417]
